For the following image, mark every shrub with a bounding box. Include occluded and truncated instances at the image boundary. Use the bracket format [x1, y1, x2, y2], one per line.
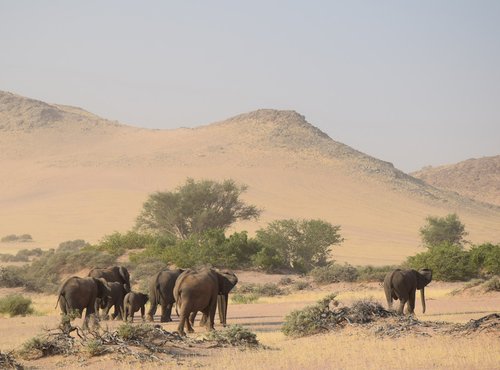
[1, 234, 33, 243]
[205, 325, 259, 347]
[357, 265, 400, 282]
[84, 339, 107, 357]
[237, 283, 286, 297]
[231, 293, 259, 304]
[406, 243, 475, 281]
[0, 266, 27, 288]
[0, 294, 34, 316]
[93, 231, 165, 256]
[116, 323, 155, 341]
[293, 281, 311, 291]
[469, 243, 500, 276]
[482, 276, 500, 292]
[18, 334, 72, 360]
[310, 263, 359, 284]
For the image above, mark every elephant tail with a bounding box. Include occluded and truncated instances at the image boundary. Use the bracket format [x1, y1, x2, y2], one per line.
[55, 276, 74, 309]
[383, 271, 397, 309]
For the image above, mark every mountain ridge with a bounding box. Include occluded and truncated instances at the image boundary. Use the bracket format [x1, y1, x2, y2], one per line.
[1, 91, 498, 265]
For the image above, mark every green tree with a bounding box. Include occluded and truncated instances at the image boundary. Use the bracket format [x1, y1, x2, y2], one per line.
[254, 219, 343, 273]
[419, 213, 468, 247]
[135, 178, 261, 239]
[469, 243, 500, 276]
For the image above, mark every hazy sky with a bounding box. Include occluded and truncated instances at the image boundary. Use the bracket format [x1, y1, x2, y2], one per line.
[1, 1, 499, 172]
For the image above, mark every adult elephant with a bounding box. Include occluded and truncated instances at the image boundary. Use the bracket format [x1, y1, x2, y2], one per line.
[88, 266, 131, 292]
[55, 276, 111, 328]
[173, 268, 238, 336]
[147, 268, 184, 322]
[98, 282, 128, 320]
[384, 269, 433, 315]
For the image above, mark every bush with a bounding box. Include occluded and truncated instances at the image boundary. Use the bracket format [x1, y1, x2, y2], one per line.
[205, 325, 259, 347]
[231, 293, 259, 304]
[1, 234, 32, 242]
[293, 281, 311, 291]
[357, 265, 400, 282]
[0, 248, 44, 263]
[482, 276, 500, 292]
[406, 243, 475, 281]
[469, 243, 500, 276]
[0, 294, 34, 316]
[310, 263, 359, 284]
[84, 339, 107, 357]
[0, 266, 27, 288]
[93, 231, 165, 256]
[116, 323, 155, 341]
[237, 283, 286, 297]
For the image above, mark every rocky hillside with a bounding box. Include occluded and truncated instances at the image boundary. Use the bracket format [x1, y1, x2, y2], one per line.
[412, 156, 500, 207]
[1, 91, 499, 265]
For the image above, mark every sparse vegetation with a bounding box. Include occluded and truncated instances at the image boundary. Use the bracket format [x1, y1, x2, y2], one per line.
[0, 294, 34, 317]
[205, 325, 259, 347]
[1, 234, 33, 243]
[0, 248, 43, 263]
[309, 263, 358, 284]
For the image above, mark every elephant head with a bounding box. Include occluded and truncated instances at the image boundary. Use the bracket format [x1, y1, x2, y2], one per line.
[215, 269, 238, 326]
[416, 268, 432, 313]
[93, 277, 112, 300]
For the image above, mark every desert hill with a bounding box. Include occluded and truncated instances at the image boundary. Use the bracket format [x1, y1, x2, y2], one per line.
[411, 156, 500, 207]
[1, 91, 499, 265]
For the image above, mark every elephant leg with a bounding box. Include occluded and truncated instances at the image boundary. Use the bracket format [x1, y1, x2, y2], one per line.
[189, 311, 197, 326]
[199, 313, 208, 327]
[397, 298, 406, 315]
[177, 314, 187, 336]
[408, 290, 416, 315]
[186, 316, 195, 333]
[141, 306, 145, 321]
[161, 303, 173, 322]
[147, 301, 157, 322]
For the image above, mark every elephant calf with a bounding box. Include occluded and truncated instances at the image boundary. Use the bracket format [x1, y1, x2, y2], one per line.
[98, 282, 128, 320]
[123, 292, 149, 323]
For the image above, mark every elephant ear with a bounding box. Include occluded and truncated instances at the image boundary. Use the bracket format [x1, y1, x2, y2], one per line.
[416, 269, 432, 289]
[119, 267, 131, 291]
[217, 270, 238, 295]
[93, 278, 111, 298]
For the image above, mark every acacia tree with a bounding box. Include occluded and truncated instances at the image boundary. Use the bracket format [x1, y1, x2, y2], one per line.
[419, 213, 468, 248]
[254, 219, 344, 273]
[135, 178, 261, 239]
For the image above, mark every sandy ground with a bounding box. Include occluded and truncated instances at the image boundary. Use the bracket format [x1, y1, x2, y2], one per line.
[1, 279, 499, 369]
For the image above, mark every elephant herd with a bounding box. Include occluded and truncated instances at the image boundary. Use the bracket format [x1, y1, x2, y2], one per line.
[56, 265, 431, 334]
[55, 266, 238, 335]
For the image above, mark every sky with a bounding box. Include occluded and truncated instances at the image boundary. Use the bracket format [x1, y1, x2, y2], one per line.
[1, 1, 499, 172]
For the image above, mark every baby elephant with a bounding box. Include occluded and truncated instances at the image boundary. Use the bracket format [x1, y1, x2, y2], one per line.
[123, 292, 149, 322]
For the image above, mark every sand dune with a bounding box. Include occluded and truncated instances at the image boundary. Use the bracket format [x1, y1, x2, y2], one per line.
[1, 91, 499, 265]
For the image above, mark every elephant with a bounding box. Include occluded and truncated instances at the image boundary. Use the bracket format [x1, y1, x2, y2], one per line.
[384, 268, 433, 315]
[88, 266, 131, 292]
[173, 268, 238, 336]
[98, 282, 128, 320]
[55, 276, 111, 328]
[123, 292, 149, 322]
[147, 268, 184, 322]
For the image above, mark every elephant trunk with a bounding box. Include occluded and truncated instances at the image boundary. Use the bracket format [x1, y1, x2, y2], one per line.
[420, 288, 426, 314]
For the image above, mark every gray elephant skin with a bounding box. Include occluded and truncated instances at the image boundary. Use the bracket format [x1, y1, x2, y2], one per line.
[124, 292, 149, 322]
[384, 268, 432, 315]
[88, 266, 131, 292]
[99, 282, 128, 320]
[147, 268, 184, 322]
[55, 276, 111, 328]
[173, 268, 238, 335]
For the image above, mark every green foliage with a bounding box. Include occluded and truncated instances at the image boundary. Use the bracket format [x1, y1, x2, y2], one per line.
[205, 325, 259, 347]
[419, 213, 468, 247]
[0, 248, 43, 262]
[356, 265, 401, 282]
[293, 281, 311, 291]
[57, 240, 89, 253]
[254, 219, 343, 273]
[1, 234, 32, 242]
[406, 243, 475, 281]
[138, 229, 261, 269]
[0, 241, 115, 293]
[469, 243, 500, 276]
[92, 231, 164, 256]
[135, 178, 261, 239]
[309, 263, 358, 284]
[237, 282, 287, 296]
[0, 294, 34, 316]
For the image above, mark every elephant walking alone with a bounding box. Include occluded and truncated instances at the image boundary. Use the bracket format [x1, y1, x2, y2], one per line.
[173, 268, 238, 336]
[384, 269, 432, 315]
